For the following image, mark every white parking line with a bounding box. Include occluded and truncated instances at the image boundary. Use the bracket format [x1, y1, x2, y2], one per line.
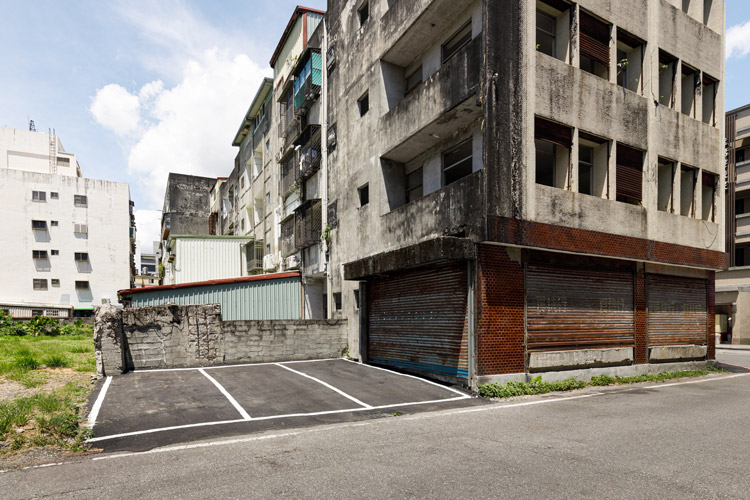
[198, 368, 251, 420]
[274, 363, 373, 408]
[87, 376, 112, 428]
[133, 358, 341, 373]
[86, 395, 468, 443]
[340, 358, 471, 398]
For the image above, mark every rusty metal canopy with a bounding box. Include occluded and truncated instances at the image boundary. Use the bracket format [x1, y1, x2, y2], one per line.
[526, 265, 635, 351]
[367, 263, 468, 381]
[647, 274, 708, 346]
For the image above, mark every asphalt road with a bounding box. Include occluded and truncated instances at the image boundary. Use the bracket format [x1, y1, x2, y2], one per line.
[3, 353, 750, 499]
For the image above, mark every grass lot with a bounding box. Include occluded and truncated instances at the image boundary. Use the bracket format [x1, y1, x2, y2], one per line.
[0, 331, 96, 454]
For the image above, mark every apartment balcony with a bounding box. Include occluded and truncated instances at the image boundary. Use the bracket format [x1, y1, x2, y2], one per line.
[293, 51, 322, 117]
[295, 199, 322, 250]
[296, 125, 322, 180]
[381, 170, 484, 248]
[380, 35, 482, 164]
[380, 0, 476, 68]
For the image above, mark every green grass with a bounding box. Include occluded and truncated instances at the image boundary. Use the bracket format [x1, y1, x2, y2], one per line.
[0, 383, 93, 452]
[0, 334, 95, 378]
[478, 365, 724, 399]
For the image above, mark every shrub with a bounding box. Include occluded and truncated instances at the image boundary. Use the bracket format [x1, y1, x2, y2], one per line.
[26, 316, 61, 336]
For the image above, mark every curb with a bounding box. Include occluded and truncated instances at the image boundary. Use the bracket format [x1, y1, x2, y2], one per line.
[716, 346, 750, 352]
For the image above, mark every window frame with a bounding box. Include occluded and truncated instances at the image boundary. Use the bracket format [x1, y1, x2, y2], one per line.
[442, 139, 474, 186]
[442, 21, 472, 65]
[74, 252, 89, 262]
[74, 194, 88, 207]
[33, 279, 48, 290]
[32, 191, 46, 202]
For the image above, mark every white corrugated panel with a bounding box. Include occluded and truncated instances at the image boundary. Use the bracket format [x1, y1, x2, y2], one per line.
[174, 238, 252, 284]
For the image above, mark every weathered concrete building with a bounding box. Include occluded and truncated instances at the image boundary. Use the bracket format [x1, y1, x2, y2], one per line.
[159, 172, 216, 281]
[717, 104, 750, 344]
[323, 0, 726, 387]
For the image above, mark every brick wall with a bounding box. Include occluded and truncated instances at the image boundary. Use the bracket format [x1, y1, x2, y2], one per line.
[475, 244, 525, 375]
[95, 303, 348, 375]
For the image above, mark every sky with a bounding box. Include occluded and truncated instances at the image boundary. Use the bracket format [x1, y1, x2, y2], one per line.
[0, 0, 748, 261]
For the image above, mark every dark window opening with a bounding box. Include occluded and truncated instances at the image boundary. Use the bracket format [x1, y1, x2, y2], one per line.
[32, 250, 48, 259]
[51, 279, 60, 287]
[50, 192, 59, 199]
[580, 11, 610, 80]
[535, 117, 571, 188]
[680, 165, 697, 217]
[536, 10, 556, 58]
[32, 191, 46, 202]
[578, 145, 593, 195]
[33, 279, 47, 290]
[736, 248, 746, 267]
[702, 171, 717, 221]
[31, 220, 47, 230]
[406, 167, 423, 203]
[681, 64, 698, 118]
[443, 139, 473, 186]
[442, 21, 472, 64]
[658, 51, 677, 108]
[657, 158, 675, 213]
[358, 184, 369, 207]
[737, 149, 746, 164]
[74, 194, 88, 207]
[358, 92, 369, 117]
[333, 292, 342, 311]
[358, 1, 369, 26]
[74, 252, 89, 262]
[75, 281, 90, 290]
[616, 143, 644, 205]
[405, 66, 422, 95]
[616, 29, 644, 93]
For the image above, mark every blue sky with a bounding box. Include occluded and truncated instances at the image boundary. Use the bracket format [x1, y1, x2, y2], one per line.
[0, 0, 748, 254]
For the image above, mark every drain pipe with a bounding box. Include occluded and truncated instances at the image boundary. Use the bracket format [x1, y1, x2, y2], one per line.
[321, 19, 332, 320]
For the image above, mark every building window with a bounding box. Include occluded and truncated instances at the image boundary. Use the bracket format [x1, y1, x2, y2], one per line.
[535, 117, 571, 188]
[50, 192, 59, 199]
[579, 12, 610, 80]
[51, 220, 58, 227]
[32, 309, 44, 317]
[33, 279, 48, 290]
[702, 74, 718, 126]
[736, 248, 746, 267]
[51, 249, 59, 256]
[616, 143, 644, 205]
[358, 184, 369, 207]
[74, 252, 89, 261]
[74, 194, 88, 207]
[358, 92, 369, 117]
[405, 66, 422, 95]
[681, 64, 698, 118]
[32, 250, 48, 259]
[31, 220, 47, 230]
[406, 167, 423, 203]
[577, 132, 608, 197]
[578, 145, 594, 195]
[357, 0, 369, 26]
[680, 165, 697, 217]
[74, 223, 88, 234]
[658, 51, 677, 108]
[75, 281, 90, 290]
[333, 292, 342, 311]
[702, 172, 717, 222]
[51, 279, 60, 287]
[354, 288, 360, 310]
[657, 158, 675, 213]
[737, 149, 746, 164]
[442, 21, 472, 64]
[616, 29, 644, 94]
[32, 191, 46, 202]
[536, 10, 556, 58]
[443, 140, 473, 186]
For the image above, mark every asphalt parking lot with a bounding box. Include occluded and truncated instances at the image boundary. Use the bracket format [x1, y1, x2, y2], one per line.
[87, 358, 482, 452]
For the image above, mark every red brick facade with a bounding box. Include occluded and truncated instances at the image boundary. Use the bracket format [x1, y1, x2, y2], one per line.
[487, 216, 728, 271]
[635, 268, 647, 364]
[475, 244, 525, 375]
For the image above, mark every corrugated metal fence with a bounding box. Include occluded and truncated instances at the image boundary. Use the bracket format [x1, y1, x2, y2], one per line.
[125, 275, 302, 321]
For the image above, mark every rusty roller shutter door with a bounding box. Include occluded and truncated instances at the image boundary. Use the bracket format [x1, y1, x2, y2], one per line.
[580, 12, 610, 66]
[616, 144, 644, 202]
[368, 263, 468, 381]
[647, 275, 707, 346]
[527, 265, 635, 350]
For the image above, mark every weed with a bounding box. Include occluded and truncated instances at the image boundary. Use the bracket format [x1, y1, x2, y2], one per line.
[13, 351, 40, 371]
[43, 354, 71, 368]
[478, 367, 724, 399]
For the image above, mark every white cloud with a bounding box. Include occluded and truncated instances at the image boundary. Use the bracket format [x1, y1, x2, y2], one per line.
[727, 21, 750, 59]
[90, 84, 141, 136]
[134, 209, 163, 267]
[91, 1, 270, 210]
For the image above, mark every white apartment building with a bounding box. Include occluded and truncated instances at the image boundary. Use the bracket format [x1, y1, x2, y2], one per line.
[0, 126, 134, 318]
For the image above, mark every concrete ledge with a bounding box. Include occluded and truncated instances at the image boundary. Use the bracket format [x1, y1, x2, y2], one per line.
[529, 348, 633, 372]
[476, 361, 709, 386]
[648, 345, 707, 362]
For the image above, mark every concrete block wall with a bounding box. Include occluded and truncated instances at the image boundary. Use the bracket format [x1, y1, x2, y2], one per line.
[94, 303, 348, 375]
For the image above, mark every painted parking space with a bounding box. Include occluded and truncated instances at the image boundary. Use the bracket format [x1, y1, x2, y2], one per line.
[87, 358, 482, 453]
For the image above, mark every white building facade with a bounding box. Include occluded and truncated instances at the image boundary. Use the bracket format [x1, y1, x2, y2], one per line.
[0, 127, 134, 318]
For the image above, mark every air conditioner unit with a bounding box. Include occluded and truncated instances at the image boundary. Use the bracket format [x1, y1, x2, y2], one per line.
[263, 254, 277, 271]
[285, 254, 301, 270]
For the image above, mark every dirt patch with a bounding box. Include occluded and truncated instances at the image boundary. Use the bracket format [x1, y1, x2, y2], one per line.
[0, 369, 94, 401]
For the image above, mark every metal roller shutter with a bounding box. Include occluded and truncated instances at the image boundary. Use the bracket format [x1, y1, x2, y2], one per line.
[368, 263, 468, 381]
[580, 12, 610, 66]
[526, 265, 635, 350]
[647, 275, 707, 346]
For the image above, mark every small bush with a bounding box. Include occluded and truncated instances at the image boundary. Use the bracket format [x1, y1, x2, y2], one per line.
[43, 354, 70, 368]
[26, 316, 61, 336]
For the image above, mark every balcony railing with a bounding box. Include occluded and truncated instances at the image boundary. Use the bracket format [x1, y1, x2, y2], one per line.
[294, 52, 322, 116]
[297, 126, 322, 180]
[295, 199, 322, 250]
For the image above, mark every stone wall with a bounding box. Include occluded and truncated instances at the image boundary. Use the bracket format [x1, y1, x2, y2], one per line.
[94, 303, 348, 375]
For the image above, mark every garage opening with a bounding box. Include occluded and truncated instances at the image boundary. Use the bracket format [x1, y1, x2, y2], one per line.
[367, 262, 469, 382]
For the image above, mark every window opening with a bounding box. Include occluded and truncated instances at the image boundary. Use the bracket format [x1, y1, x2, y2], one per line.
[442, 21, 472, 64]
[616, 143, 643, 205]
[406, 167, 423, 203]
[358, 184, 369, 207]
[680, 165, 697, 217]
[580, 12, 610, 80]
[358, 1, 369, 26]
[358, 92, 369, 117]
[702, 172, 717, 221]
[658, 51, 677, 108]
[32, 191, 46, 202]
[535, 117, 571, 188]
[443, 139, 473, 186]
[657, 158, 675, 213]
